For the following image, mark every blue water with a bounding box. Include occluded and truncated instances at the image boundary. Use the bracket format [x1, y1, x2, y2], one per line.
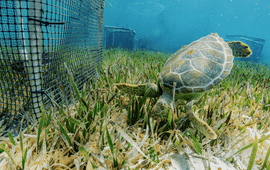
[103, 0, 270, 65]
[1, 0, 269, 65]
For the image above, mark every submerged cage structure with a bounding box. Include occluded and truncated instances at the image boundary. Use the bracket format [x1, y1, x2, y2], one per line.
[103, 26, 136, 49]
[0, 0, 104, 136]
[225, 35, 265, 63]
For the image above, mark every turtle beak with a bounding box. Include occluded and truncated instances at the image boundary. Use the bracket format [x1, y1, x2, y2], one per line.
[152, 100, 172, 116]
[152, 103, 165, 116]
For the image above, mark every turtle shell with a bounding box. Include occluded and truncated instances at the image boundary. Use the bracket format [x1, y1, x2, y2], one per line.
[159, 33, 234, 94]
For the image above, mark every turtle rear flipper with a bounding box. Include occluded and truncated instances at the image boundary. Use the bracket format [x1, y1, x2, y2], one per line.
[228, 41, 252, 58]
[116, 83, 162, 97]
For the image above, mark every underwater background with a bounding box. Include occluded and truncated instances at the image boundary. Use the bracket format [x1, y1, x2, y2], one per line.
[103, 0, 270, 65]
[1, 1, 270, 169]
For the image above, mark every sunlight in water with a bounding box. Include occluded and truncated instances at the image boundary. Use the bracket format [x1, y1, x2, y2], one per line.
[126, 1, 164, 16]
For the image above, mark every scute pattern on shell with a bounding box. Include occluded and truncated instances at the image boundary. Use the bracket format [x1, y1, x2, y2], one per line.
[160, 33, 234, 94]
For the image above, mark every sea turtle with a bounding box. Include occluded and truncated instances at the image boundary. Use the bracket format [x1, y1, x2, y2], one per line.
[116, 33, 252, 139]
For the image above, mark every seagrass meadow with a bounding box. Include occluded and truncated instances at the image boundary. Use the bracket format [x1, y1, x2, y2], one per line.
[0, 48, 270, 170]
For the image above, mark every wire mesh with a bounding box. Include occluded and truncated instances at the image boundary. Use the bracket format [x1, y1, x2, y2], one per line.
[0, 0, 104, 137]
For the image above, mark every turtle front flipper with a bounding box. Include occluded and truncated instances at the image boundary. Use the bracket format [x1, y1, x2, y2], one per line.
[185, 101, 217, 139]
[175, 101, 217, 139]
[116, 83, 162, 97]
[188, 114, 217, 139]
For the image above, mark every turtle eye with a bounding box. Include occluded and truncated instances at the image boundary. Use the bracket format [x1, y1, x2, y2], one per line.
[161, 103, 167, 110]
[158, 103, 165, 110]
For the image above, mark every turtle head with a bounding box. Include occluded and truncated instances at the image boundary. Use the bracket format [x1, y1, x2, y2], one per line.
[228, 41, 252, 58]
[152, 91, 173, 116]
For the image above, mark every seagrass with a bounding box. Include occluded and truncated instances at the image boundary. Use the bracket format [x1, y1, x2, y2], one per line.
[0, 48, 269, 169]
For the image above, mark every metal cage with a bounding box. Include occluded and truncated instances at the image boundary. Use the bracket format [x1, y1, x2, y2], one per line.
[103, 26, 136, 49]
[0, 0, 104, 137]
